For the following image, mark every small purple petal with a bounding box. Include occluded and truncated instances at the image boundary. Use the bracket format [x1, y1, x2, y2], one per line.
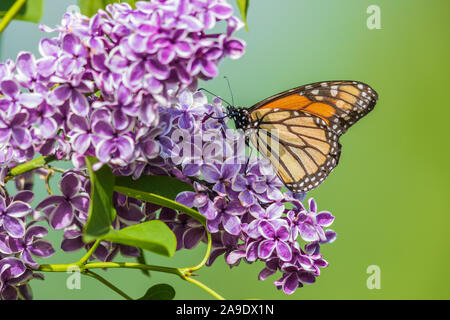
[70, 90, 89, 116]
[276, 241, 292, 261]
[1, 80, 19, 98]
[49, 201, 73, 230]
[222, 214, 240, 235]
[200, 164, 221, 183]
[182, 227, 204, 249]
[3, 216, 25, 237]
[6, 201, 31, 218]
[258, 239, 276, 259]
[283, 273, 299, 295]
[316, 212, 335, 227]
[259, 221, 276, 239]
[71, 195, 89, 213]
[309, 198, 317, 213]
[60, 174, 80, 199]
[28, 240, 55, 257]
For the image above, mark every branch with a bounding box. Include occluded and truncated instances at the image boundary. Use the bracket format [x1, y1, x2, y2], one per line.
[5, 155, 56, 182]
[0, 0, 28, 34]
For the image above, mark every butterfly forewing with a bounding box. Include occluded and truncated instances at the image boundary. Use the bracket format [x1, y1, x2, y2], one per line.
[250, 80, 378, 136]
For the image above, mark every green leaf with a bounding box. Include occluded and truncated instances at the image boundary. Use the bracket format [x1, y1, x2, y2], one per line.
[236, 0, 249, 30]
[138, 283, 176, 300]
[114, 175, 206, 227]
[0, 0, 43, 23]
[115, 175, 194, 200]
[83, 157, 116, 242]
[103, 220, 176, 257]
[78, 0, 137, 17]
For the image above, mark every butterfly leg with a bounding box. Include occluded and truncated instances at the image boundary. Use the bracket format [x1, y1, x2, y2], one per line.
[243, 134, 254, 174]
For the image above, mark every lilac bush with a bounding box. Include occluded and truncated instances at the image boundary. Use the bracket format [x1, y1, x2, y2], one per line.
[0, 0, 338, 300]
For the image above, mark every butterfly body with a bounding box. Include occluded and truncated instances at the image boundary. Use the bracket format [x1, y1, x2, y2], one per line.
[228, 80, 378, 193]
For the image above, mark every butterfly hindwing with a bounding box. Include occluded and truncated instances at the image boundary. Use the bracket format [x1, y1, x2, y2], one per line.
[248, 110, 342, 193]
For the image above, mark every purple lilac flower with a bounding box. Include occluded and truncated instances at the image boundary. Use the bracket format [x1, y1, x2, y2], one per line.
[257, 221, 292, 261]
[160, 208, 206, 250]
[0, 192, 32, 238]
[231, 173, 260, 206]
[0, 79, 42, 119]
[200, 157, 240, 195]
[0, 257, 34, 300]
[93, 120, 134, 167]
[206, 231, 239, 266]
[287, 198, 336, 243]
[67, 114, 99, 155]
[36, 172, 89, 229]
[6, 224, 55, 269]
[0, 113, 33, 151]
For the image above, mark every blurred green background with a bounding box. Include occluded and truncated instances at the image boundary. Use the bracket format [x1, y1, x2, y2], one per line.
[1, 0, 449, 300]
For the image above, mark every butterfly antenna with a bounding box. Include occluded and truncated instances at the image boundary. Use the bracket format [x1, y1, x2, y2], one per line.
[208, 113, 229, 120]
[197, 88, 232, 107]
[224, 76, 235, 106]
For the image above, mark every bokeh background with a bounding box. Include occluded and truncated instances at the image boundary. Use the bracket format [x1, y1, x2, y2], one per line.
[1, 0, 449, 300]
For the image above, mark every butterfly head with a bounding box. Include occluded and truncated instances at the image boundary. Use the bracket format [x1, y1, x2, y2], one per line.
[226, 106, 251, 130]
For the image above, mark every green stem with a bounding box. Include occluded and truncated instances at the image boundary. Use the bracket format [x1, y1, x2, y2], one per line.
[85, 262, 184, 278]
[184, 276, 226, 300]
[37, 261, 225, 300]
[5, 155, 56, 181]
[44, 170, 54, 195]
[77, 239, 102, 265]
[0, 0, 28, 34]
[38, 262, 182, 277]
[189, 231, 212, 272]
[44, 165, 69, 175]
[84, 270, 133, 300]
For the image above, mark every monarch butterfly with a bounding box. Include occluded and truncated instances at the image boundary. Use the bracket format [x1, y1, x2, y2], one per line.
[224, 80, 378, 193]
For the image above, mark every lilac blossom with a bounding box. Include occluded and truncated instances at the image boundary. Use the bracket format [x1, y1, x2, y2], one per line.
[0, 192, 32, 238]
[93, 120, 134, 166]
[200, 157, 240, 195]
[0, 79, 42, 119]
[0, 257, 34, 300]
[0, 113, 33, 152]
[287, 198, 336, 243]
[160, 208, 207, 250]
[36, 172, 89, 229]
[206, 231, 239, 266]
[6, 224, 55, 269]
[257, 221, 292, 261]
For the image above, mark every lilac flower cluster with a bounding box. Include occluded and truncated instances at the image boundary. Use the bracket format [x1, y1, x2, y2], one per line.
[120, 89, 338, 295]
[0, 0, 245, 170]
[0, 0, 338, 299]
[0, 188, 54, 300]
